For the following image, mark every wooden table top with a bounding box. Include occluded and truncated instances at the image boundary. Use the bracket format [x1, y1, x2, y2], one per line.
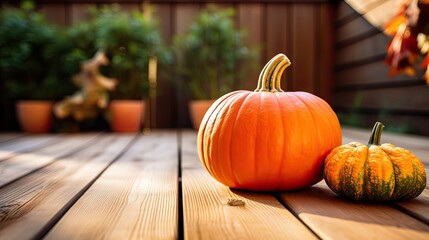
[0, 128, 428, 240]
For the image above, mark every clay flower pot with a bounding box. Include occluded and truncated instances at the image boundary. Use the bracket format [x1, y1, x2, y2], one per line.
[189, 99, 215, 130]
[109, 100, 146, 132]
[16, 100, 53, 133]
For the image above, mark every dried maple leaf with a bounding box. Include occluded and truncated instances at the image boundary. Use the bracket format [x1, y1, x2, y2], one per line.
[385, 24, 420, 76]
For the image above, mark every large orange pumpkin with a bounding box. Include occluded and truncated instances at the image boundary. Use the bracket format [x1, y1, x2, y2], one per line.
[198, 54, 342, 191]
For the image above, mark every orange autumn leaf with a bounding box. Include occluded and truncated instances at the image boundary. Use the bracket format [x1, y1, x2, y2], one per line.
[385, 24, 420, 77]
[384, 14, 406, 36]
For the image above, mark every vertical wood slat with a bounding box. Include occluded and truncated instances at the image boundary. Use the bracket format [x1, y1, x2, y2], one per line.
[237, 3, 263, 91]
[39, 4, 67, 26]
[45, 132, 178, 239]
[69, 3, 93, 24]
[319, 3, 334, 102]
[291, 4, 316, 93]
[174, 4, 201, 127]
[266, 4, 290, 91]
[0, 135, 134, 240]
[181, 131, 318, 240]
[118, 3, 141, 13]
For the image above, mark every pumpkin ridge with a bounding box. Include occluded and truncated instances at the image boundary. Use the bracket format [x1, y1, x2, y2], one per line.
[293, 92, 323, 186]
[409, 151, 426, 199]
[364, 146, 395, 201]
[362, 144, 370, 200]
[273, 93, 285, 191]
[198, 91, 238, 173]
[380, 147, 399, 200]
[341, 145, 368, 200]
[325, 144, 353, 196]
[381, 144, 418, 200]
[253, 92, 263, 189]
[227, 92, 253, 188]
[202, 92, 241, 182]
[214, 92, 248, 187]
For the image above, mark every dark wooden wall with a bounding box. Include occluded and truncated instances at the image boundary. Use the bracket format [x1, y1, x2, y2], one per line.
[333, 1, 429, 135]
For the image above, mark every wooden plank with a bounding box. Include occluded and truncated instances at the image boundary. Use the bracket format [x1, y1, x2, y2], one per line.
[174, 4, 200, 35]
[0, 134, 99, 188]
[181, 131, 317, 240]
[336, 15, 376, 44]
[338, 112, 429, 137]
[362, 0, 402, 29]
[69, 3, 93, 24]
[335, 33, 389, 66]
[174, 4, 201, 128]
[342, 127, 429, 150]
[333, 85, 429, 111]
[45, 131, 177, 239]
[0, 135, 59, 161]
[266, 3, 290, 90]
[335, 61, 425, 86]
[119, 3, 140, 13]
[0, 134, 134, 240]
[336, 1, 356, 22]
[237, 3, 263, 91]
[0, 134, 23, 143]
[153, 3, 174, 128]
[155, 3, 173, 45]
[280, 181, 429, 240]
[318, 3, 334, 102]
[39, 4, 67, 26]
[395, 189, 429, 224]
[345, 0, 385, 14]
[291, 4, 316, 93]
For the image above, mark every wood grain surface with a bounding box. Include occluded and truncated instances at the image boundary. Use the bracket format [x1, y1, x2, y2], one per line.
[45, 132, 178, 240]
[181, 131, 317, 240]
[0, 135, 60, 161]
[280, 182, 429, 240]
[0, 134, 99, 188]
[0, 129, 427, 239]
[0, 135, 134, 240]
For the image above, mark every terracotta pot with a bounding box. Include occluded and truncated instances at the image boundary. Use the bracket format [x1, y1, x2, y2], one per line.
[109, 100, 145, 132]
[16, 100, 53, 133]
[189, 99, 216, 130]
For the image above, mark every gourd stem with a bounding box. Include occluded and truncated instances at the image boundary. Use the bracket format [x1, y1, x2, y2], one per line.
[272, 56, 291, 92]
[255, 56, 276, 91]
[368, 122, 385, 146]
[255, 54, 291, 92]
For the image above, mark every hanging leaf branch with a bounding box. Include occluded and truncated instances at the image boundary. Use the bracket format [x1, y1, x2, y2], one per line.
[385, 0, 429, 84]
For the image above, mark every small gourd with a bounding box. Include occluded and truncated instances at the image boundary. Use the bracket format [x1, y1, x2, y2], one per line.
[324, 122, 427, 201]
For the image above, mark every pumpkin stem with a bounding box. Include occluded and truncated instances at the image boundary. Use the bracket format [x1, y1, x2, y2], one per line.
[255, 54, 291, 92]
[368, 122, 385, 146]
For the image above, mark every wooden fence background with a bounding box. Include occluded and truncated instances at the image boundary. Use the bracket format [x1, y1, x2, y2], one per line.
[333, 1, 429, 135]
[3, 0, 427, 135]
[1, 0, 333, 130]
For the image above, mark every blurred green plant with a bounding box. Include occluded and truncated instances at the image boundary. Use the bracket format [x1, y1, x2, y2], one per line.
[174, 5, 259, 100]
[65, 4, 171, 100]
[0, 2, 76, 100]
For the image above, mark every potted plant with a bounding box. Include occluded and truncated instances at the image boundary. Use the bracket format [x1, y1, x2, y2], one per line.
[0, 2, 75, 133]
[174, 5, 258, 129]
[89, 5, 169, 132]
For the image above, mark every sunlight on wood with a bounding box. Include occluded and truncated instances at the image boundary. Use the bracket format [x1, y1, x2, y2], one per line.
[345, 0, 403, 29]
[302, 213, 429, 240]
